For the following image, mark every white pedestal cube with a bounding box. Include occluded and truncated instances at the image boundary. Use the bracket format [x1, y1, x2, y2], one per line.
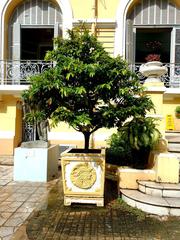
[14, 145, 59, 182]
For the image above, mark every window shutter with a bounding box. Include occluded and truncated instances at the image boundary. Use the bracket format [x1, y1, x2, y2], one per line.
[125, 19, 135, 64]
[12, 23, 21, 60]
[54, 23, 62, 38]
[175, 29, 180, 63]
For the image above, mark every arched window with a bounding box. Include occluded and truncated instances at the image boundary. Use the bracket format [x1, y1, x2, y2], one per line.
[9, 0, 62, 60]
[125, 0, 180, 64]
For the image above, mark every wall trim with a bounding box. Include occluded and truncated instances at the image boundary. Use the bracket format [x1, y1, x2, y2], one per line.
[115, 0, 132, 57]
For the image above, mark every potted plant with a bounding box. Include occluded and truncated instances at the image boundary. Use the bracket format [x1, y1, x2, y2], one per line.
[174, 106, 180, 130]
[106, 117, 161, 168]
[145, 54, 161, 62]
[145, 40, 162, 63]
[22, 26, 154, 206]
[106, 117, 161, 188]
[175, 106, 180, 119]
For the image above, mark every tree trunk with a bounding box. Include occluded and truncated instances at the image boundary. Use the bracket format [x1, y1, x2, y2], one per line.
[83, 132, 91, 150]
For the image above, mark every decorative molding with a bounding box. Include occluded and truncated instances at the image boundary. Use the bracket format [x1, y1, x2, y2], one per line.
[70, 163, 97, 189]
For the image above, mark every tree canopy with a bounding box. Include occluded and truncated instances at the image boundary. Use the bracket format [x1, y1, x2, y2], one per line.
[22, 27, 154, 149]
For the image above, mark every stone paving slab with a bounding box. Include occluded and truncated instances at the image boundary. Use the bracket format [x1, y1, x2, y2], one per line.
[0, 165, 58, 240]
[0, 156, 14, 166]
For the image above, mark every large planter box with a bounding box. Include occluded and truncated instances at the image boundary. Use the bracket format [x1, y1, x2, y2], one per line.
[14, 145, 59, 182]
[61, 148, 105, 206]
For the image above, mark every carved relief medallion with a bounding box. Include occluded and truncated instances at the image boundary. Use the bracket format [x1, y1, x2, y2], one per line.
[70, 163, 97, 189]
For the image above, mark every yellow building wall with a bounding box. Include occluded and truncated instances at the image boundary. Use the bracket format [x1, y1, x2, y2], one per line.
[97, 0, 119, 19]
[71, 0, 117, 56]
[0, 96, 17, 155]
[49, 123, 116, 149]
[70, 0, 119, 19]
[97, 26, 115, 56]
[70, 0, 93, 19]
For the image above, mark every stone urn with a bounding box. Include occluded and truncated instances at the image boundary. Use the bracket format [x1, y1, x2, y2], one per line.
[139, 61, 168, 83]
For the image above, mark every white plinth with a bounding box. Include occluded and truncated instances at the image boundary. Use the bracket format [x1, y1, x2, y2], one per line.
[14, 145, 59, 182]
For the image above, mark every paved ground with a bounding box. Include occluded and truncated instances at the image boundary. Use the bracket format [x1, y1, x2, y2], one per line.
[1, 164, 180, 239]
[0, 165, 58, 240]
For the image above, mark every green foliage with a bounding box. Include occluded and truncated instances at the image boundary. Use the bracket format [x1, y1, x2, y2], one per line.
[120, 117, 162, 150]
[117, 198, 146, 221]
[175, 106, 180, 119]
[22, 26, 154, 149]
[107, 117, 161, 168]
[106, 131, 133, 166]
[25, 111, 46, 125]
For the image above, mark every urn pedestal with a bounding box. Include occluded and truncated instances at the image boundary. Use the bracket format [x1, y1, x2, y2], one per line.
[61, 148, 105, 207]
[14, 144, 59, 182]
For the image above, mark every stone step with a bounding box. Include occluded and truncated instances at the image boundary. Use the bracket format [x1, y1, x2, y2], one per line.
[165, 131, 180, 143]
[138, 180, 180, 197]
[168, 143, 180, 152]
[121, 189, 180, 216]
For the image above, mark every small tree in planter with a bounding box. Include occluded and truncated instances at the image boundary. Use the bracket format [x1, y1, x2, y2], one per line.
[22, 27, 154, 150]
[22, 27, 154, 205]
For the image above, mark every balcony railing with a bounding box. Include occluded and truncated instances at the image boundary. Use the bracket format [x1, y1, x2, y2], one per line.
[0, 60, 53, 85]
[0, 60, 180, 88]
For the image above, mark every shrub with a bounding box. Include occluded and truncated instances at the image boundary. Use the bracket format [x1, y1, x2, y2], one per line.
[107, 117, 161, 169]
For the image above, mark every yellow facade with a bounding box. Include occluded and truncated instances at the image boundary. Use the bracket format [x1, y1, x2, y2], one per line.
[0, 96, 18, 155]
[70, 0, 119, 19]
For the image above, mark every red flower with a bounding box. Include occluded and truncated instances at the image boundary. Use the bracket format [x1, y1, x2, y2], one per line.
[145, 54, 161, 62]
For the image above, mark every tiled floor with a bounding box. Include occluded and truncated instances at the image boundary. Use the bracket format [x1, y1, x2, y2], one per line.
[0, 165, 58, 240]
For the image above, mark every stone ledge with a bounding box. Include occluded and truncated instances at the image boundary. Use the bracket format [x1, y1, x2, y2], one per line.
[21, 140, 49, 148]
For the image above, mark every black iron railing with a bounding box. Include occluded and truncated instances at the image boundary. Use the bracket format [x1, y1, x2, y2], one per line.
[0, 60, 179, 88]
[0, 60, 53, 85]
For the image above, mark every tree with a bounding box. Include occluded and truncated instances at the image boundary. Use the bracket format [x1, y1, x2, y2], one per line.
[22, 27, 154, 150]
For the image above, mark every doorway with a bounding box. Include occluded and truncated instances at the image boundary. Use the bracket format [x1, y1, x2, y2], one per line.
[135, 28, 171, 63]
[21, 28, 54, 60]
